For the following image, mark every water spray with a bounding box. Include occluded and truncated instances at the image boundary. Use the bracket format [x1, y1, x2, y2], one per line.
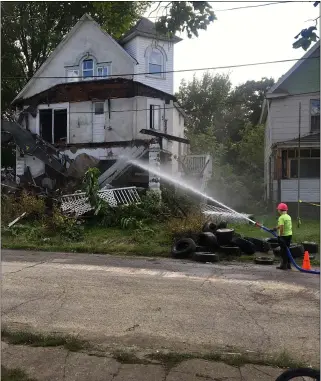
[129, 159, 320, 275]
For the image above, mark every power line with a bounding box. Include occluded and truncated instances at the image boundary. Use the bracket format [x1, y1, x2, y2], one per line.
[1, 1, 298, 21]
[3, 55, 320, 80]
[17, 90, 320, 116]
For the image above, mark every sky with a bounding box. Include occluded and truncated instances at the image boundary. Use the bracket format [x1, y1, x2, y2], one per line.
[147, 1, 320, 92]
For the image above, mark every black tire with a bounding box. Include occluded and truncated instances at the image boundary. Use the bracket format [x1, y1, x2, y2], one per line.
[219, 245, 241, 256]
[244, 237, 271, 253]
[275, 368, 320, 381]
[265, 237, 280, 249]
[217, 221, 227, 229]
[171, 238, 196, 259]
[254, 256, 274, 265]
[216, 228, 234, 246]
[195, 245, 208, 252]
[302, 241, 319, 254]
[233, 232, 242, 239]
[193, 252, 219, 263]
[289, 244, 304, 259]
[202, 221, 217, 234]
[231, 237, 256, 255]
[198, 232, 219, 251]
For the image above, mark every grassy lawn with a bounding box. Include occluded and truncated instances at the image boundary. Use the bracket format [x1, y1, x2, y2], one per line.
[2, 216, 319, 263]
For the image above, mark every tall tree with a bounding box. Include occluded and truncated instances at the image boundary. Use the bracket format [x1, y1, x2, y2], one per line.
[177, 73, 271, 208]
[293, 1, 319, 50]
[1, 1, 216, 118]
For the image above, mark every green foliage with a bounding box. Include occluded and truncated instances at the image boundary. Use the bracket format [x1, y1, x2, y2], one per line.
[177, 72, 274, 210]
[45, 207, 84, 241]
[83, 167, 105, 215]
[293, 2, 319, 51]
[166, 213, 206, 241]
[1, 192, 46, 223]
[155, 2, 216, 39]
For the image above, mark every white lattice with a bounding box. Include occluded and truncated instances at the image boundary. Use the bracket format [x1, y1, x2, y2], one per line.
[60, 187, 141, 217]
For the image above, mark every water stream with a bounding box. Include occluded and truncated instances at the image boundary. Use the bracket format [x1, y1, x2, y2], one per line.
[129, 158, 256, 224]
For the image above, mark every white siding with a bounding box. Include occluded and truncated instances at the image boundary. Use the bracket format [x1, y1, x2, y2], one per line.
[22, 19, 135, 99]
[63, 147, 125, 160]
[70, 102, 93, 143]
[269, 93, 320, 144]
[273, 179, 320, 202]
[124, 36, 174, 94]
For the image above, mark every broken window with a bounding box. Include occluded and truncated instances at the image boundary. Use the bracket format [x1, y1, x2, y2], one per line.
[281, 148, 320, 179]
[39, 108, 67, 144]
[150, 105, 161, 130]
[310, 99, 320, 132]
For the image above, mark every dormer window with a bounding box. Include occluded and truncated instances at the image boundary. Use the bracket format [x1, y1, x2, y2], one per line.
[82, 59, 94, 79]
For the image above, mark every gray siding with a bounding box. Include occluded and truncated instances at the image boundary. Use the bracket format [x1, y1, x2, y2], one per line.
[269, 93, 320, 144]
[273, 179, 320, 202]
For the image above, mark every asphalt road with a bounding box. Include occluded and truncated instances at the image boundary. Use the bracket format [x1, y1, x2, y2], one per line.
[2, 250, 320, 365]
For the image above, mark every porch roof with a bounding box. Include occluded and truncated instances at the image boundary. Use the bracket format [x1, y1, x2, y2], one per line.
[273, 132, 320, 148]
[13, 77, 177, 107]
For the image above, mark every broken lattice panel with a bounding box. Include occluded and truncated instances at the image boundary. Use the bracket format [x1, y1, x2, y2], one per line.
[60, 187, 141, 217]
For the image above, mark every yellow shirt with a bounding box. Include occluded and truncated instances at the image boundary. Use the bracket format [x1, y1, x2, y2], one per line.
[278, 213, 292, 236]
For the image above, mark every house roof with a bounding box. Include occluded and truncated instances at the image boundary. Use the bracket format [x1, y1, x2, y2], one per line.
[13, 77, 177, 107]
[259, 41, 320, 124]
[273, 132, 320, 148]
[119, 17, 182, 44]
[13, 14, 138, 103]
[267, 41, 320, 95]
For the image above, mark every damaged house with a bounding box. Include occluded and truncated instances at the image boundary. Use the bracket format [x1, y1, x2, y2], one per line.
[9, 14, 212, 193]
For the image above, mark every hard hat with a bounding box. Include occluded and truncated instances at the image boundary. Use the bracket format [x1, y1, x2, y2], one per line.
[277, 203, 288, 211]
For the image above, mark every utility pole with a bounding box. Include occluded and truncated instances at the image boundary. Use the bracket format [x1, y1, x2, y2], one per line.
[297, 102, 301, 227]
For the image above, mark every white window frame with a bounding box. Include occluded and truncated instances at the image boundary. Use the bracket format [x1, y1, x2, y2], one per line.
[146, 46, 165, 79]
[97, 65, 111, 79]
[82, 58, 94, 79]
[36, 103, 70, 144]
[66, 69, 79, 83]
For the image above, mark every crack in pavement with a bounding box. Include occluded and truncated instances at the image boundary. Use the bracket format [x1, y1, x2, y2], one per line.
[2, 295, 50, 317]
[2, 261, 49, 276]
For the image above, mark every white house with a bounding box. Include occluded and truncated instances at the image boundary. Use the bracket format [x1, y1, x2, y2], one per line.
[11, 14, 211, 191]
[260, 41, 320, 217]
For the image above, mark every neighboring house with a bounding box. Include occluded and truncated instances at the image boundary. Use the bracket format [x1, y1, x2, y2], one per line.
[260, 41, 320, 217]
[11, 14, 212, 191]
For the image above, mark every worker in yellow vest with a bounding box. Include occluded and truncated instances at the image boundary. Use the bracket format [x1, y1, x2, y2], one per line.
[274, 203, 293, 270]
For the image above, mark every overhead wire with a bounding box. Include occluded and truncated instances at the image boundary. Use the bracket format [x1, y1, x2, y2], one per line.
[3, 55, 320, 79]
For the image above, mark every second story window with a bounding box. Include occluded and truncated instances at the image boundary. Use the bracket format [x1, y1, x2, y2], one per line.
[311, 99, 320, 132]
[67, 69, 79, 83]
[148, 48, 163, 77]
[97, 66, 109, 79]
[82, 59, 94, 79]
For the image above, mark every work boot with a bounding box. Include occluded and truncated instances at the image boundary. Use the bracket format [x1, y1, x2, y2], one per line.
[276, 265, 287, 270]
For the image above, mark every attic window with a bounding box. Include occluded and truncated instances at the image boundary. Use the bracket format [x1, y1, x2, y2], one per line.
[148, 48, 163, 77]
[83, 59, 94, 79]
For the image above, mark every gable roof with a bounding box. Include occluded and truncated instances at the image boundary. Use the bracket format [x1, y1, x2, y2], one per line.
[13, 14, 138, 103]
[266, 41, 320, 95]
[119, 17, 182, 45]
[259, 42, 320, 124]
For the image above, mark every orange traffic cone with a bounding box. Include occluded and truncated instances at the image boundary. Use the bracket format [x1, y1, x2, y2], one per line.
[302, 251, 311, 271]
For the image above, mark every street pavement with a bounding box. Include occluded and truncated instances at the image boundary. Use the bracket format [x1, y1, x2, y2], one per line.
[2, 250, 320, 372]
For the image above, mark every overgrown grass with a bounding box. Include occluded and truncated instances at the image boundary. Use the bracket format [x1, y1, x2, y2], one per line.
[1, 215, 319, 262]
[1, 366, 36, 381]
[1, 328, 88, 352]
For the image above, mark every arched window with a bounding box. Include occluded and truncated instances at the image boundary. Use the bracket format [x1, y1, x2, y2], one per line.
[147, 47, 165, 77]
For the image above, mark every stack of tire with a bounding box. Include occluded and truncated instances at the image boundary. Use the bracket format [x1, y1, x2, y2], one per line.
[270, 238, 318, 260]
[171, 221, 267, 263]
